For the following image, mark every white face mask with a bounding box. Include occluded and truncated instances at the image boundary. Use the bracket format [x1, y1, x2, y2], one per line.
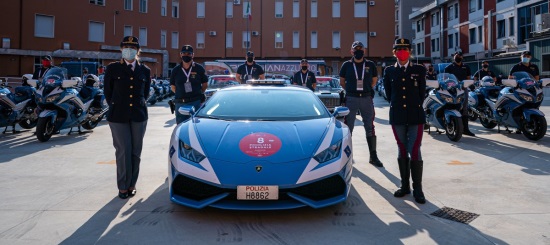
[522, 57, 530, 63]
[122, 48, 137, 60]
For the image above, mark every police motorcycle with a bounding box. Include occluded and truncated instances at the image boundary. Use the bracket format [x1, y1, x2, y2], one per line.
[467, 76, 502, 122]
[147, 79, 161, 105]
[423, 73, 474, 142]
[0, 75, 39, 133]
[469, 71, 548, 141]
[30, 68, 108, 142]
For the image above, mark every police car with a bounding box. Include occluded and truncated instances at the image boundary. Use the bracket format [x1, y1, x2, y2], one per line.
[204, 75, 239, 100]
[168, 80, 353, 210]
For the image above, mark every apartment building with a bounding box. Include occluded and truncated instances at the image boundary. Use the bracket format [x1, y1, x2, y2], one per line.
[0, 0, 395, 77]
[394, 0, 433, 42]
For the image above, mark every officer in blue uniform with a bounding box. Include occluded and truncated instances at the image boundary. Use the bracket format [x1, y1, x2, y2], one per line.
[339, 41, 383, 167]
[473, 60, 496, 82]
[444, 51, 475, 136]
[236, 51, 265, 83]
[383, 38, 427, 204]
[509, 51, 540, 80]
[170, 45, 208, 124]
[292, 59, 317, 91]
[104, 36, 151, 199]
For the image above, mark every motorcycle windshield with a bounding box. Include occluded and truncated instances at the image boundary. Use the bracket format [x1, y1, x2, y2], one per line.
[511, 72, 536, 89]
[437, 73, 459, 90]
[41, 67, 68, 88]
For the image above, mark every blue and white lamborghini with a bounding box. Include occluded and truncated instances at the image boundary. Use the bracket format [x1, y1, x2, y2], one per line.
[168, 81, 353, 210]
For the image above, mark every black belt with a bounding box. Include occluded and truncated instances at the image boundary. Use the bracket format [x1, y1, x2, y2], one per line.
[347, 91, 371, 97]
[173, 96, 201, 103]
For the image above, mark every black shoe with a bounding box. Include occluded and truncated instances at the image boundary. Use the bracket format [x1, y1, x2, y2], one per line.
[394, 188, 411, 197]
[413, 189, 426, 204]
[118, 191, 129, 199]
[463, 130, 475, 136]
[369, 157, 384, 167]
[128, 189, 137, 197]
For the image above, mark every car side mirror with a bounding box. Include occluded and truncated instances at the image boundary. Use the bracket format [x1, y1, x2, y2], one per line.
[333, 106, 350, 118]
[178, 104, 196, 116]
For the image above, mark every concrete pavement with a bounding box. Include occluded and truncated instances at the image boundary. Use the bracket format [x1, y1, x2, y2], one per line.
[0, 95, 549, 245]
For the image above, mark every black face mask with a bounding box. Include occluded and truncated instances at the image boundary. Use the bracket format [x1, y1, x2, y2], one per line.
[301, 66, 308, 71]
[482, 64, 489, 68]
[353, 50, 364, 60]
[454, 57, 463, 63]
[182, 56, 192, 63]
[428, 68, 434, 72]
[247, 57, 254, 63]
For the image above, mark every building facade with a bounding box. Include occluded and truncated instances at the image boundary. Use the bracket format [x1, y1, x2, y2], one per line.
[394, 0, 433, 42]
[0, 0, 396, 78]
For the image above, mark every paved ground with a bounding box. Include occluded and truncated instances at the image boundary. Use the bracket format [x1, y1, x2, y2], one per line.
[0, 94, 549, 245]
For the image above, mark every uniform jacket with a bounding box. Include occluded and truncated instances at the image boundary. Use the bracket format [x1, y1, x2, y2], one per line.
[104, 59, 151, 123]
[383, 63, 426, 125]
[292, 70, 316, 91]
[32, 66, 53, 79]
[444, 63, 471, 81]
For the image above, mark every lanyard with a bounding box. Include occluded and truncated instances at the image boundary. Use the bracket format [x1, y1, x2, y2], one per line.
[300, 71, 308, 85]
[182, 63, 193, 82]
[353, 61, 365, 81]
[245, 65, 252, 76]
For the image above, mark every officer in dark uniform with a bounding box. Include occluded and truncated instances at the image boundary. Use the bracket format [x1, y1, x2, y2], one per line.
[104, 36, 151, 199]
[33, 55, 54, 79]
[292, 59, 317, 91]
[339, 41, 383, 167]
[170, 45, 208, 124]
[236, 51, 265, 83]
[383, 38, 427, 204]
[444, 51, 475, 136]
[509, 51, 540, 80]
[473, 60, 496, 82]
[426, 64, 437, 80]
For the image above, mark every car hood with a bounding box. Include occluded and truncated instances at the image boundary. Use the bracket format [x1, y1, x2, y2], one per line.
[183, 118, 333, 163]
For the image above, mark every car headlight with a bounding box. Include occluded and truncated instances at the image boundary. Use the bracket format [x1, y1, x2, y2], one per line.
[46, 94, 60, 103]
[536, 93, 543, 102]
[519, 93, 533, 102]
[313, 140, 342, 163]
[439, 93, 454, 103]
[179, 140, 206, 163]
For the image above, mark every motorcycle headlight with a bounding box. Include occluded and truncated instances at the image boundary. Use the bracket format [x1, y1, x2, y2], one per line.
[313, 140, 342, 164]
[536, 93, 543, 102]
[46, 94, 60, 103]
[179, 140, 206, 163]
[519, 93, 533, 102]
[440, 93, 454, 103]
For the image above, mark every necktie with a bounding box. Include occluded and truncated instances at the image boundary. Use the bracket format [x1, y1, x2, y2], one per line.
[128, 64, 133, 71]
[401, 66, 406, 73]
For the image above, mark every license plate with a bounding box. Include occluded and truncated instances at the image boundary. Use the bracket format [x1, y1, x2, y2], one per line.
[237, 186, 278, 200]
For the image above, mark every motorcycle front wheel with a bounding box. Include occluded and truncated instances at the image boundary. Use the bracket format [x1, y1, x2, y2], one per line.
[19, 117, 38, 129]
[468, 108, 478, 122]
[445, 117, 463, 142]
[82, 115, 104, 130]
[36, 117, 55, 142]
[521, 115, 547, 141]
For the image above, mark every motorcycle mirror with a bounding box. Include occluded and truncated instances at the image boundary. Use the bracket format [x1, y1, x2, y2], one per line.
[541, 78, 550, 87]
[27, 79, 38, 88]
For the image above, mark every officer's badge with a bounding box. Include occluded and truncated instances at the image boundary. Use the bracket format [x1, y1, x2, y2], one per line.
[401, 39, 405, 44]
[255, 165, 262, 172]
[129, 37, 134, 42]
[415, 81, 418, 86]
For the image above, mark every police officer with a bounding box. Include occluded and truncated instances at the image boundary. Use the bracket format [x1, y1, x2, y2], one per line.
[236, 51, 265, 83]
[104, 36, 151, 199]
[170, 45, 208, 124]
[292, 59, 317, 91]
[33, 55, 54, 79]
[426, 64, 437, 80]
[473, 60, 496, 83]
[509, 51, 540, 80]
[444, 51, 475, 136]
[339, 41, 383, 167]
[383, 38, 427, 204]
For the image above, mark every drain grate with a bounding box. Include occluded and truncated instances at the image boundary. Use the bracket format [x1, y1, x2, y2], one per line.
[430, 206, 479, 224]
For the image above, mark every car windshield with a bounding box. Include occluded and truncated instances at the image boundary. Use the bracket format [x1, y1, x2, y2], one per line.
[315, 77, 340, 91]
[196, 89, 330, 121]
[208, 76, 239, 89]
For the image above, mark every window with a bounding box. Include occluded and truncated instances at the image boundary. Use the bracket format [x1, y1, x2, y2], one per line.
[396, 10, 399, 21]
[469, 28, 476, 44]
[431, 39, 436, 52]
[243, 0, 251, 18]
[90, 0, 105, 6]
[469, 0, 476, 13]
[311, 0, 317, 18]
[161, 30, 166, 48]
[89, 21, 104, 42]
[436, 12, 440, 25]
[275, 0, 283, 18]
[477, 0, 482, 10]
[293, 0, 299, 18]
[416, 43, 422, 55]
[197, 32, 205, 49]
[197, 0, 205, 18]
[275, 31, 283, 48]
[354, 32, 367, 47]
[478, 26, 483, 43]
[172, 0, 179, 18]
[311, 31, 318, 48]
[448, 34, 454, 48]
[171, 32, 179, 49]
[226, 1, 233, 18]
[34, 14, 54, 38]
[139, 27, 147, 46]
[124, 26, 132, 36]
[454, 3, 458, 18]
[436, 38, 440, 51]
[139, 0, 147, 13]
[542, 53, 550, 72]
[455, 33, 458, 48]
[448, 5, 454, 20]
[333, 1, 340, 18]
[509, 17, 514, 36]
[354, 1, 367, 18]
[417, 20, 421, 32]
[395, 25, 399, 36]
[332, 31, 340, 49]
[497, 20, 505, 38]
[124, 0, 133, 10]
[432, 13, 436, 26]
[226, 31, 233, 48]
[243, 31, 251, 48]
[293, 31, 299, 48]
[161, 0, 167, 16]
[2, 38, 10, 49]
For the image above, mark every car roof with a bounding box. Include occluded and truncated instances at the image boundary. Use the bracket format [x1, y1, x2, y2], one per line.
[220, 83, 311, 92]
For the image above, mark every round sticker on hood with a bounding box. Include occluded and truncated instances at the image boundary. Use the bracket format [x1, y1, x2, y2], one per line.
[239, 133, 282, 157]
